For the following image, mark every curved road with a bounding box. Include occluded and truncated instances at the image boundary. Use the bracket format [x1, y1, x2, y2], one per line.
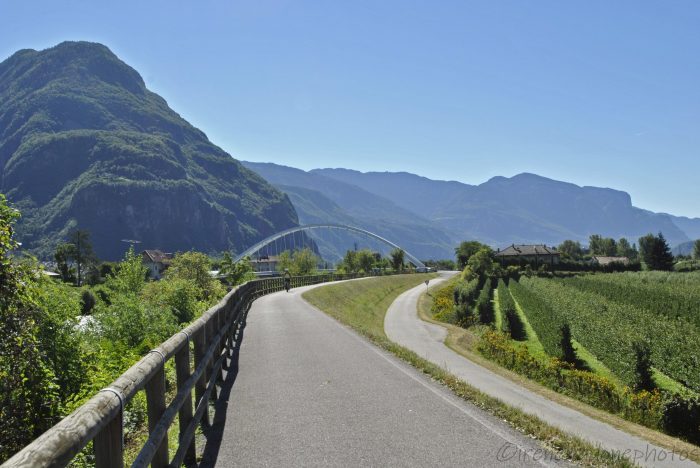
[385, 272, 698, 468]
[207, 282, 564, 467]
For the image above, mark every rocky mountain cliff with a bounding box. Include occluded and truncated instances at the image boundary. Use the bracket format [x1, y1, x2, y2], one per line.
[0, 42, 298, 259]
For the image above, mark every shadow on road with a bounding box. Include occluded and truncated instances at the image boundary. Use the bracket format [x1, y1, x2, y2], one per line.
[197, 313, 249, 467]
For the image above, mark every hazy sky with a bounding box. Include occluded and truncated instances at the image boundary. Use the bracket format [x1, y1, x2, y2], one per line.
[1, 1, 699, 217]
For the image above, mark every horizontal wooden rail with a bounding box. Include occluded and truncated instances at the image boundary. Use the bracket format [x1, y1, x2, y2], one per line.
[2, 271, 395, 467]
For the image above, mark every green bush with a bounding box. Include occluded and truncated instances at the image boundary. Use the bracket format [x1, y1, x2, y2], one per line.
[476, 279, 494, 324]
[453, 278, 480, 325]
[497, 279, 523, 339]
[509, 280, 564, 357]
[478, 330, 664, 430]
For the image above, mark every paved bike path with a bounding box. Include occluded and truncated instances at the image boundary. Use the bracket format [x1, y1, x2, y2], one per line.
[384, 272, 698, 468]
[208, 282, 562, 467]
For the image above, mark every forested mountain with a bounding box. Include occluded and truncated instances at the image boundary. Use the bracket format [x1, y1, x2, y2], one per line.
[241, 162, 456, 260]
[0, 42, 298, 259]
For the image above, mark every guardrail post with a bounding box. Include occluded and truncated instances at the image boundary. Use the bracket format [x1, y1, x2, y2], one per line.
[216, 308, 225, 384]
[206, 319, 217, 401]
[94, 415, 123, 468]
[145, 364, 168, 467]
[193, 328, 210, 426]
[175, 342, 196, 465]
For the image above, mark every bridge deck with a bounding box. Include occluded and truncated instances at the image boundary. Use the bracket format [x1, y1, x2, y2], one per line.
[200, 284, 555, 467]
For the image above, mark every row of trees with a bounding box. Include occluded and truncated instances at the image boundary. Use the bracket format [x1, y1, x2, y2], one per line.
[335, 247, 406, 274]
[559, 235, 639, 261]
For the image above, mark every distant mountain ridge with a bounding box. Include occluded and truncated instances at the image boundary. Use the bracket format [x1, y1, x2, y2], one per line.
[0, 42, 298, 259]
[314, 168, 699, 249]
[241, 163, 698, 257]
[240, 162, 456, 260]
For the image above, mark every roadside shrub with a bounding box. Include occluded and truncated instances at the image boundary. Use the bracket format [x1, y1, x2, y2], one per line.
[476, 279, 494, 324]
[497, 279, 524, 339]
[453, 278, 480, 326]
[141, 278, 202, 324]
[663, 396, 700, 445]
[80, 290, 96, 315]
[477, 330, 664, 430]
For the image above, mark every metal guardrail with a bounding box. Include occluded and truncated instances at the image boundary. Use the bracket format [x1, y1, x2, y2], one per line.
[3, 272, 367, 467]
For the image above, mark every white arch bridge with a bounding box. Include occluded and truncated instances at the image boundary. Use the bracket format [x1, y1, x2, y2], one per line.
[236, 224, 426, 269]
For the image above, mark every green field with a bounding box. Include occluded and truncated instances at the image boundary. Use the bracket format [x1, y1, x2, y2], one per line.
[516, 274, 700, 394]
[441, 270, 700, 447]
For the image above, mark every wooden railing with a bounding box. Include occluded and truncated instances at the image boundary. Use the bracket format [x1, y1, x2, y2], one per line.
[3, 272, 367, 467]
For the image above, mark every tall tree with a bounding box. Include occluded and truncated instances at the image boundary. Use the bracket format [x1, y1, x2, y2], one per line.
[54, 243, 76, 283]
[455, 241, 489, 269]
[390, 248, 405, 271]
[617, 237, 637, 260]
[588, 235, 603, 255]
[694, 239, 700, 260]
[291, 248, 319, 276]
[276, 248, 319, 276]
[339, 250, 359, 274]
[356, 249, 376, 274]
[467, 247, 495, 277]
[639, 233, 674, 271]
[589, 235, 617, 256]
[558, 240, 583, 260]
[67, 229, 97, 286]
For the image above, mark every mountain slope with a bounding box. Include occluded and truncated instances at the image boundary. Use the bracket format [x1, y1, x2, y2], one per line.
[315, 168, 691, 247]
[241, 162, 457, 260]
[0, 42, 298, 259]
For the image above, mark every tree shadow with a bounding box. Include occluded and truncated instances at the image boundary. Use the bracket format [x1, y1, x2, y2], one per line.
[197, 313, 248, 467]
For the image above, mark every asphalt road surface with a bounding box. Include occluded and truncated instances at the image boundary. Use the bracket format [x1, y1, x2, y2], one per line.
[385, 272, 699, 468]
[205, 281, 566, 467]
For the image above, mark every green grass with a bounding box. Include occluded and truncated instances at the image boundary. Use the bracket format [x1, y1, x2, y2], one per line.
[508, 292, 548, 360]
[506, 287, 620, 385]
[304, 275, 636, 467]
[304, 274, 436, 338]
[572, 339, 622, 385]
[653, 368, 699, 398]
[492, 288, 504, 331]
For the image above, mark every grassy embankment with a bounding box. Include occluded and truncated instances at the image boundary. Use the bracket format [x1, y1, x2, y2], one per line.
[418, 278, 700, 464]
[304, 274, 635, 467]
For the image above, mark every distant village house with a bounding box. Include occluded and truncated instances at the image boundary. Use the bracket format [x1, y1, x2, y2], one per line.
[495, 244, 560, 267]
[141, 249, 173, 279]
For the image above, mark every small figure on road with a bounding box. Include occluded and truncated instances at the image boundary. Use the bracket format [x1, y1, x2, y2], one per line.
[283, 269, 292, 292]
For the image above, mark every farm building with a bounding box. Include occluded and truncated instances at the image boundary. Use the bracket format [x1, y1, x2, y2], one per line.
[495, 244, 560, 267]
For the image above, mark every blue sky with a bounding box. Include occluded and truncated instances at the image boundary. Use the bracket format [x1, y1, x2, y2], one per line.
[1, 1, 699, 217]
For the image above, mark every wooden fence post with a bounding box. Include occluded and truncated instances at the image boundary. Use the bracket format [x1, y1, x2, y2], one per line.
[175, 340, 196, 465]
[193, 328, 210, 426]
[94, 413, 123, 468]
[145, 362, 168, 467]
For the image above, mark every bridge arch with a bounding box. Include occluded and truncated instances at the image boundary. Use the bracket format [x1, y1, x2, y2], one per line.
[236, 224, 426, 269]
